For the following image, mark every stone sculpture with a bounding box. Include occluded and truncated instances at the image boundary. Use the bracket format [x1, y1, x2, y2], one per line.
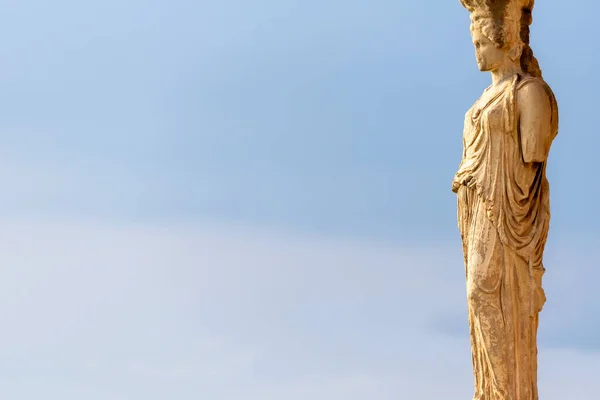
[452, 0, 558, 399]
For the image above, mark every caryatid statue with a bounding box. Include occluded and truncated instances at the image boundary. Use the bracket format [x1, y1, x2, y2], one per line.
[452, 0, 558, 399]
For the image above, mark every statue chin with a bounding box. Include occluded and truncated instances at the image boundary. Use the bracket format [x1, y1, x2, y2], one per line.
[476, 62, 490, 72]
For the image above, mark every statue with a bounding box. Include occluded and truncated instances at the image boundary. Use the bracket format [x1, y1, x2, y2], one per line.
[452, 0, 558, 399]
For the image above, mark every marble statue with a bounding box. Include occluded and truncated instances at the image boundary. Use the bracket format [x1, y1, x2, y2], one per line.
[452, 0, 558, 399]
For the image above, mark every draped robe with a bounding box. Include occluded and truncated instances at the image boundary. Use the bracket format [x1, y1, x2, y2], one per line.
[452, 74, 558, 400]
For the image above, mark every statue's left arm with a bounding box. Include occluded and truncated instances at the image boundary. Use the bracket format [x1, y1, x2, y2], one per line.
[517, 81, 553, 164]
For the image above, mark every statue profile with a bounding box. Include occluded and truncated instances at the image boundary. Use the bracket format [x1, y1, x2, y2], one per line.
[452, 0, 558, 399]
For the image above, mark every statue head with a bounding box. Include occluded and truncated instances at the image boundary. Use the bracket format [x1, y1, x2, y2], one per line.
[459, 0, 542, 77]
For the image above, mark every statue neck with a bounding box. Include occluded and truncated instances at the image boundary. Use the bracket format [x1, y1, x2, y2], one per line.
[490, 64, 523, 87]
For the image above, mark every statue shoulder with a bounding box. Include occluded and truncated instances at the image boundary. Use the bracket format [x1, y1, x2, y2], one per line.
[516, 75, 558, 128]
[517, 76, 552, 102]
[516, 75, 557, 110]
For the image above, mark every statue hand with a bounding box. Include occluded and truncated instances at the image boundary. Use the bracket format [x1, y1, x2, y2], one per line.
[452, 176, 476, 193]
[452, 181, 461, 193]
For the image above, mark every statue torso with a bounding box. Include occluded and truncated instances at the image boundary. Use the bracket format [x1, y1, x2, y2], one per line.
[454, 74, 557, 263]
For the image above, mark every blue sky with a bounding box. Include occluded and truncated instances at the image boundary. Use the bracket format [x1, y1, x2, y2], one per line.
[0, 0, 598, 398]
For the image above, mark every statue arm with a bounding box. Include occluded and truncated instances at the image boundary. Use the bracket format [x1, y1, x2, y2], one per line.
[517, 81, 553, 164]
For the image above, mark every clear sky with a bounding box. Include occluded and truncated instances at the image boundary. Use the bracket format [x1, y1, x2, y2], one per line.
[1, 0, 598, 398]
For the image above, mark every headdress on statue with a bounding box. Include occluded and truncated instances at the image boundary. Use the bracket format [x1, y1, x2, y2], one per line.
[459, 0, 535, 46]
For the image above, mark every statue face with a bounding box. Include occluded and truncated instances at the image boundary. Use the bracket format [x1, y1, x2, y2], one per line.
[471, 27, 506, 72]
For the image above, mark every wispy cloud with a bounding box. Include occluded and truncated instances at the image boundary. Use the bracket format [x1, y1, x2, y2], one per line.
[0, 218, 595, 399]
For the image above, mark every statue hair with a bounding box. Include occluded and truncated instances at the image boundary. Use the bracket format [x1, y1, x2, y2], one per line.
[519, 7, 542, 78]
[462, 0, 543, 78]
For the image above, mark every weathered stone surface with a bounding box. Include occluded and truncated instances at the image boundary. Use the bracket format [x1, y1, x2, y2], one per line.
[453, 1, 558, 399]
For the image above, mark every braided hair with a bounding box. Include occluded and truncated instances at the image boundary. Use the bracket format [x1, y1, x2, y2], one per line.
[519, 6, 542, 78]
